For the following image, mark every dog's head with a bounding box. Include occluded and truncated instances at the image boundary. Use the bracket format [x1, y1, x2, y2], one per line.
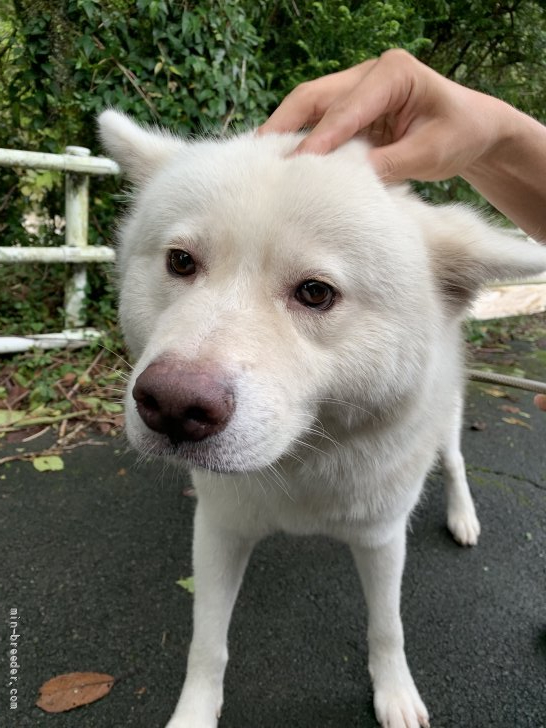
[99, 110, 546, 473]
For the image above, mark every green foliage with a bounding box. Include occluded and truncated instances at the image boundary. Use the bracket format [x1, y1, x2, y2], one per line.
[257, 0, 431, 91]
[2, 0, 274, 149]
[0, 260, 119, 337]
[418, 0, 546, 120]
[1, 0, 276, 248]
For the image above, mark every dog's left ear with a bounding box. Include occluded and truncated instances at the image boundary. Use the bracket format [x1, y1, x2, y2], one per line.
[97, 109, 185, 185]
[420, 203, 546, 313]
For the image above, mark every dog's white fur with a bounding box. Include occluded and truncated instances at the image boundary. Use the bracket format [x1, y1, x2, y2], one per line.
[99, 110, 546, 728]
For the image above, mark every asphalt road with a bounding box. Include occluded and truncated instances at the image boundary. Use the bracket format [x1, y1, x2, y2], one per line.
[1, 381, 545, 728]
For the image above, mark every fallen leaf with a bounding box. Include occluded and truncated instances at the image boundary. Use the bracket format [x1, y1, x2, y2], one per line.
[482, 386, 508, 398]
[117, 468, 127, 476]
[36, 672, 115, 713]
[12, 372, 30, 388]
[0, 410, 27, 427]
[502, 417, 532, 430]
[470, 420, 487, 431]
[33, 455, 64, 472]
[500, 405, 521, 414]
[6, 384, 29, 408]
[176, 576, 195, 594]
[76, 396, 102, 412]
[101, 401, 124, 414]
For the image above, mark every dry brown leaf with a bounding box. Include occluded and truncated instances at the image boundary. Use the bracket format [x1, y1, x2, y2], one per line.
[6, 383, 29, 408]
[36, 672, 115, 713]
[60, 372, 78, 386]
[502, 417, 532, 430]
[500, 405, 521, 414]
[111, 414, 125, 428]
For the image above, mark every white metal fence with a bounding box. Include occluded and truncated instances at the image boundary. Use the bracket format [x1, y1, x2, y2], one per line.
[0, 146, 119, 354]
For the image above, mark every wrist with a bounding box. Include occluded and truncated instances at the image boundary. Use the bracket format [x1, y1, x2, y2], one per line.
[462, 99, 537, 181]
[461, 100, 546, 239]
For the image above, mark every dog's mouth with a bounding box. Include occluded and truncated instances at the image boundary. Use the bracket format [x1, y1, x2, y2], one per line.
[166, 440, 247, 474]
[126, 358, 311, 474]
[129, 424, 278, 474]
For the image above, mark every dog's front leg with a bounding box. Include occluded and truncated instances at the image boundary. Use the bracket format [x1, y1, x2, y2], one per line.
[166, 500, 256, 728]
[350, 523, 430, 728]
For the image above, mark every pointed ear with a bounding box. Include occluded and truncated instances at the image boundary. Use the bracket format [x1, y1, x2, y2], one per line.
[97, 109, 185, 185]
[421, 204, 546, 313]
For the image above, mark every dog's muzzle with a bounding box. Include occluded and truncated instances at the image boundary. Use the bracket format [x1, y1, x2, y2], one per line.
[132, 359, 235, 444]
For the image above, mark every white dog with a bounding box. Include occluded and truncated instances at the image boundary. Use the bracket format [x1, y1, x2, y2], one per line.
[99, 110, 546, 728]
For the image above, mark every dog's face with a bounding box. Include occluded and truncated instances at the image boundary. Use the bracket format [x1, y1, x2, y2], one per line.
[99, 111, 546, 473]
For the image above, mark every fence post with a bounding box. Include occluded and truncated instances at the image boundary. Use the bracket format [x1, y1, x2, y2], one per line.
[64, 146, 90, 329]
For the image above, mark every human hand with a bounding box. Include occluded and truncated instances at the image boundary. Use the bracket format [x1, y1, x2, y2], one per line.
[534, 394, 546, 411]
[258, 49, 514, 184]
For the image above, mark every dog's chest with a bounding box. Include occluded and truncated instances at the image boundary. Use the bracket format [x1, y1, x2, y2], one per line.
[193, 446, 428, 544]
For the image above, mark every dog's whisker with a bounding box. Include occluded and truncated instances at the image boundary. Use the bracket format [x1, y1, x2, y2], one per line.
[291, 437, 329, 458]
[312, 397, 378, 420]
[254, 471, 269, 498]
[99, 345, 134, 370]
[303, 424, 344, 450]
[265, 464, 293, 501]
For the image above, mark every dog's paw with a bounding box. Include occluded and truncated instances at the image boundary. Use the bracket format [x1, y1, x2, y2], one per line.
[165, 689, 221, 728]
[374, 684, 430, 728]
[165, 713, 218, 728]
[447, 507, 481, 546]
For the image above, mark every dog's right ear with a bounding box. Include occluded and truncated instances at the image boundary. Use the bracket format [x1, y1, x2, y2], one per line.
[97, 109, 185, 185]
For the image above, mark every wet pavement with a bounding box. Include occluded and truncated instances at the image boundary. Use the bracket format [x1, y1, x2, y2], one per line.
[1, 380, 545, 728]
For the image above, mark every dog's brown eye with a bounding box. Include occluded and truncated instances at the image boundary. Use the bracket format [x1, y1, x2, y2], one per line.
[168, 249, 196, 277]
[295, 280, 335, 310]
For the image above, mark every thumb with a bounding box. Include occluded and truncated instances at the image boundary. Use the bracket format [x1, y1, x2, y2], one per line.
[368, 139, 425, 184]
[368, 125, 446, 184]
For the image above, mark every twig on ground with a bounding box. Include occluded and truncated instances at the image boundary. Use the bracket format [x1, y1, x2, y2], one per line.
[58, 417, 68, 440]
[0, 410, 91, 433]
[21, 426, 51, 443]
[66, 349, 105, 400]
[0, 438, 108, 466]
[57, 421, 89, 446]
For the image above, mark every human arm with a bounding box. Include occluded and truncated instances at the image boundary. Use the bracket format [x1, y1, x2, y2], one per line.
[258, 49, 546, 241]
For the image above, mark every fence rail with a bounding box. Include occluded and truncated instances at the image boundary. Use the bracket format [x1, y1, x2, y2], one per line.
[0, 147, 119, 175]
[0, 145, 119, 354]
[0, 246, 116, 264]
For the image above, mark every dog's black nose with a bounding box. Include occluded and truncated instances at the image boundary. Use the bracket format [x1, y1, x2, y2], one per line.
[133, 360, 235, 443]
